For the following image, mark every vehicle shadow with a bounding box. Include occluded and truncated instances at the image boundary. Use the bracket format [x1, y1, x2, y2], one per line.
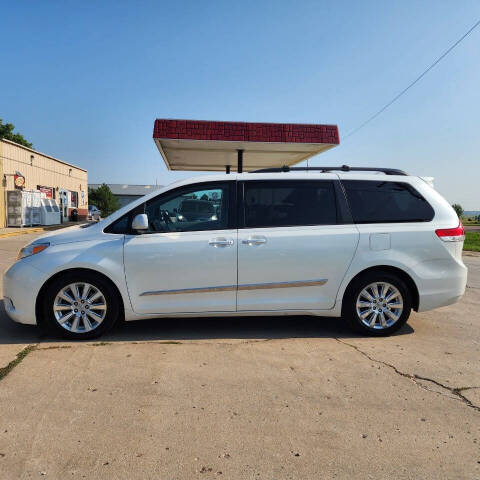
[0, 299, 414, 344]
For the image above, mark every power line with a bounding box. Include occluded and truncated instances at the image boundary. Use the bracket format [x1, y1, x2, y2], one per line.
[344, 19, 480, 140]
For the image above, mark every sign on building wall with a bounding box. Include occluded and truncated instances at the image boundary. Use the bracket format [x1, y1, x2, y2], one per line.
[37, 185, 54, 198]
[14, 174, 25, 189]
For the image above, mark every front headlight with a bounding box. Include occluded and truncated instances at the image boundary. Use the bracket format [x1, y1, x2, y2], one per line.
[17, 242, 50, 260]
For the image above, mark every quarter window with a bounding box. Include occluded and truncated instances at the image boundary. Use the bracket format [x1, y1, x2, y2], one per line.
[243, 181, 337, 228]
[342, 180, 434, 223]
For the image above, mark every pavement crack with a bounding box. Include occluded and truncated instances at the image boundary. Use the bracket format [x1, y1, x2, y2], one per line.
[336, 338, 480, 412]
[37, 345, 73, 351]
[116, 338, 275, 347]
[0, 345, 37, 382]
[35, 338, 274, 351]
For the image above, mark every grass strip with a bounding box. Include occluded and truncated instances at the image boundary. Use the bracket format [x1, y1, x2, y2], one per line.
[0, 345, 37, 382]
[464, 232, 480, 252]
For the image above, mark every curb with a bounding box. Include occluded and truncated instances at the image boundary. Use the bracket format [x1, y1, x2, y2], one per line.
[0, 222, 87, 239]
[0, 228, 50, 239]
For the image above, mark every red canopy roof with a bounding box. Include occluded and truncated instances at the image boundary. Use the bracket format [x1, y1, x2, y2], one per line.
[153, 119, 339, 172]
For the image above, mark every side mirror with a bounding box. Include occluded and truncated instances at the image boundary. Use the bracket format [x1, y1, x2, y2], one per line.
[132, 213, 149, 230]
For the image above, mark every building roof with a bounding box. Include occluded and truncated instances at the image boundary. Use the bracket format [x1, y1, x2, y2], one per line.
[89, 183, 163, 196]
[1, 138, 87, 172]
[153, 119, 340, 172]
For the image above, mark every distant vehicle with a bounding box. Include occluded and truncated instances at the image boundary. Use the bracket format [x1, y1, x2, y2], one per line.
[88, 205, 101, 221]
[3, 166, 467, 340]
[177, 199, 217, 222]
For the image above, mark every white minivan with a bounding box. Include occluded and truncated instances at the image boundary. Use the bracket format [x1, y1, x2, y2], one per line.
[3, 167, 467, 339]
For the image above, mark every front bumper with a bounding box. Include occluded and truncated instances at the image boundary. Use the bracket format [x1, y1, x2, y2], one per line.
[3, 261, 45, 325]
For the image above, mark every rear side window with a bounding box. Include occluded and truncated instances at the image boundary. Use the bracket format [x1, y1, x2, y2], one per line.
[243, 180, 337, 228]
[342, 180, 434, 223]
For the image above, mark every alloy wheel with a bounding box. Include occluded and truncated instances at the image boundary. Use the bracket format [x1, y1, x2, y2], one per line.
[53, 282, 107, 333]
[355, 282, 404, 330]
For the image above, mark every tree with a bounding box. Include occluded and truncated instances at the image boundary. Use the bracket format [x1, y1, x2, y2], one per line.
[451, 204, 464, 218]
[0, 119, 33, 148]
[88, 184, 120, 217]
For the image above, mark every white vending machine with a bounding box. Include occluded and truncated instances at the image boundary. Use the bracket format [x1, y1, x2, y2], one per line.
[6, 190, 43, 227]
[40, 198, 61, 225]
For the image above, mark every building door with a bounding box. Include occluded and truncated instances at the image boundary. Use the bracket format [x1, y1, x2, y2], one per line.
[59, 190, 69, 222]
[0, 150, 4, 228]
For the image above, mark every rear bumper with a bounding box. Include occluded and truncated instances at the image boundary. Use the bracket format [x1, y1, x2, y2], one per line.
[416, 258, 468, 312]
[3, 261, 44, 325]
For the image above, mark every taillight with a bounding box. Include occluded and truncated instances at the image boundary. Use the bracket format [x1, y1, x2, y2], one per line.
[435, 222, 465, 242]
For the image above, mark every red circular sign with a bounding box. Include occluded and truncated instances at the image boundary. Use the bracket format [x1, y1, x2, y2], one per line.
[14, 175, 25, 188]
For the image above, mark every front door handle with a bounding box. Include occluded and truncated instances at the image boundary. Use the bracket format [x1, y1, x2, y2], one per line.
[242, 236, 267, 246]
[209, 237, 234, 247]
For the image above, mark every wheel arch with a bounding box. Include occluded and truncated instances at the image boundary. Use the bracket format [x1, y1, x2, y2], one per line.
[35, 267, 125, 326]
[341, 265, 420, 313]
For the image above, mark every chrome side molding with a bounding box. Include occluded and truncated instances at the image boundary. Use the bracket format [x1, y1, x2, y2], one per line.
[140, 279, 328, 296]
[238, 279, 327, 291]
[140, 285, 236, 296]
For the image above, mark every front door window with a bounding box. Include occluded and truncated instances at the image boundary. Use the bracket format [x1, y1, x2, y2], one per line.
[144, 186, 229, 233]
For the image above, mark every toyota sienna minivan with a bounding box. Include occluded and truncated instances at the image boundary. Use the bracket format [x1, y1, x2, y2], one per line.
[3, 166, 467, 339]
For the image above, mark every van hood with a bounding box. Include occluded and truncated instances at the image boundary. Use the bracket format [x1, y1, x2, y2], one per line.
[32, 223, 104, 246]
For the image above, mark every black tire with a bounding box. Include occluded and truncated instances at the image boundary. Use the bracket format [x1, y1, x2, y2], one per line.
[342, 271, 412, 337]
[41, 271, 120, 340]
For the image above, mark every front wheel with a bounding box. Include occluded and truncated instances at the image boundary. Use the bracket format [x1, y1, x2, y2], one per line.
[343, 271, 412, 336]
[42, 271, 120, 339]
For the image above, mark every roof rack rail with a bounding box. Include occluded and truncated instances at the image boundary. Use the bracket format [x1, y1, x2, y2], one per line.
[251, 165, 408, 176]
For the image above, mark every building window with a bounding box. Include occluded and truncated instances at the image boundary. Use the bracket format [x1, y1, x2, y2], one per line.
[71, 191, 78, 208]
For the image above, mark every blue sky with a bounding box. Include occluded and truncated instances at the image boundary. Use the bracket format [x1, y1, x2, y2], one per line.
[2, 0, 479, 209]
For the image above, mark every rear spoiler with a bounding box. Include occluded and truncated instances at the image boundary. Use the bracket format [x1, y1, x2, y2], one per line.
[420, 177, 435, 188]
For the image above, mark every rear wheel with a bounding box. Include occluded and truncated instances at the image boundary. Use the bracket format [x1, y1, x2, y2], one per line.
[42, 271, 120, 339]
[343, 271, 412, 336]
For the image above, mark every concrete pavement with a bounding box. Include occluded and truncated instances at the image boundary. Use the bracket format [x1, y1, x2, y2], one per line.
[0, 233, 479, 479]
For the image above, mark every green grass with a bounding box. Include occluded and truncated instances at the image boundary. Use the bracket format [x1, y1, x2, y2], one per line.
[464, 232, 480, 252]
[0, 345, 36, 382]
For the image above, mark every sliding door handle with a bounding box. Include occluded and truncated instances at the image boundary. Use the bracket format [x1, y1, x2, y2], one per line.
[242, 236, 267, 246]
[209, 238, 234, 247]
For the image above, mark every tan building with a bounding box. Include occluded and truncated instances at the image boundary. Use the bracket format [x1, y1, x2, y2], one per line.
[0, 138, 88, 227]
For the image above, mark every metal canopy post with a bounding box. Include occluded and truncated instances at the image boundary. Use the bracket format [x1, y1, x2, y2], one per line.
[237, 149, 243, 173]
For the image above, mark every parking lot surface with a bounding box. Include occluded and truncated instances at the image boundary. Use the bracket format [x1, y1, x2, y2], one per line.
[1, 234, 479, 479]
